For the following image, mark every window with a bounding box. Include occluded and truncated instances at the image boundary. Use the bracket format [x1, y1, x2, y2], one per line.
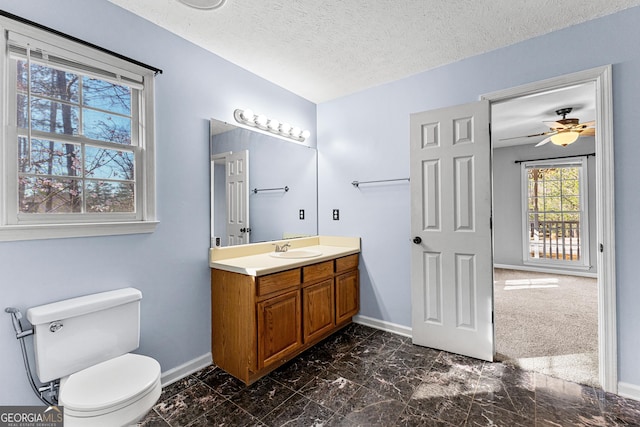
[521, 157, 589, 268]
[0, 16, 158, 240]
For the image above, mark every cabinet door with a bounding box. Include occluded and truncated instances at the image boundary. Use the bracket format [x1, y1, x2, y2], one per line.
[303, 279, 335, 343]
[257, 289, 302, 369]
[335, 270, 359, 325]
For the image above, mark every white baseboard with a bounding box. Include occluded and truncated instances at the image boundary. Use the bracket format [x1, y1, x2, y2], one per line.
[352, 314, 412, 338]
[494, 263, 597, 278]
[618, 382, 640, 402]
[160, 352, 213, 387]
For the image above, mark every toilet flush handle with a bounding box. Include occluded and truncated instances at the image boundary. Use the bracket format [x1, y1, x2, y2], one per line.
[49, 321, 63, 333]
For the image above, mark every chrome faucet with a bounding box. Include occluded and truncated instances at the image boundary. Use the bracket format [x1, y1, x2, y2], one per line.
[274, 242, 291, 252]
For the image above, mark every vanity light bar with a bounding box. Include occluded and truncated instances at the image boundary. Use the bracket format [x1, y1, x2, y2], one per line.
[234, 109, 311, 142]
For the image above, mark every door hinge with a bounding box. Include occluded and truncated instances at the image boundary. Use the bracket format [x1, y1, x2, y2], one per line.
[492, 311, 494, 324]
[600, 243, 604, 252]
[490, 217, 493, 230]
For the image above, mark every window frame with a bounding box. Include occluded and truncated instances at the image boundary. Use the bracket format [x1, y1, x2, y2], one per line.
[0, 16, 158, 241]
[520, 156, 590, 270]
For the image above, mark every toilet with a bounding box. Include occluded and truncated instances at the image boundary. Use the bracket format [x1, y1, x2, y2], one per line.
[26, 288, 162, 427]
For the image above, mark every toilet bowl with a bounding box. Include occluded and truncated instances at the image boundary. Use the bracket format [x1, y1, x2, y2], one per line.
[59, 353, 161, 426]
[26, 288, 162, 427]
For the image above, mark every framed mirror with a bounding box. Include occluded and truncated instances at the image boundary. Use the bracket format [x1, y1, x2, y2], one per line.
[210, 119, 318, 247]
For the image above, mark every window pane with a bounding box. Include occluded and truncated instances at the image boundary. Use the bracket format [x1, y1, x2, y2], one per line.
[29, 97, 79, 135]
[18, 137, 81, 177]
[528, 197, 541, 212]
[562, 168, 579, 180]
[544, 196, 561, 212]
[545, 179, 561, 196]
[562, 195, 580, 211]
[16, 60, 80, 103]
[86, 181, 134, 213]
[19, 176, 82, 213]
[85, 146, 134, 180]
[82, 77, 131, 115]
[16, 93, 28, 128]
[562, 179, 579, 196]
[82, 109, 131, 144]
[16, 60, 28, 92]
[29, 62, 79, 103]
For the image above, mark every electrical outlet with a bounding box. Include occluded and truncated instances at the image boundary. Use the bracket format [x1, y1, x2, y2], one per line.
[299, 209, 305, 220]
[332, 209, 340, 220]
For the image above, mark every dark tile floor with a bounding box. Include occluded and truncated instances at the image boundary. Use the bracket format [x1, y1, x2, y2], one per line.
[139, 324, 640, 426]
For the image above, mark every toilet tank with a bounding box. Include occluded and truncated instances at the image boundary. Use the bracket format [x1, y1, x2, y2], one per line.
[26, 288, 143, 383]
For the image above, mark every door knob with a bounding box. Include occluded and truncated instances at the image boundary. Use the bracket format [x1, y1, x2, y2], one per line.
[413, 236, 422, 244]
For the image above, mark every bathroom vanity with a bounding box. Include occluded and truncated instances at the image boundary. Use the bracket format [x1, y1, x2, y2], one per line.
[209, 236, 360, 385]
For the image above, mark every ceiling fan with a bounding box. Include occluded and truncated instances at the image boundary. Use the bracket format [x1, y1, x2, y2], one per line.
[502, 107, 595, 147]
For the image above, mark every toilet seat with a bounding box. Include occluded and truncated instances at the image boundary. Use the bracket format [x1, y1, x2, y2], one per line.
[60, 353, 161, 417]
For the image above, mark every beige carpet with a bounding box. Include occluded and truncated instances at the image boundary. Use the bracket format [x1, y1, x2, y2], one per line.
[493, 268, 599, 387]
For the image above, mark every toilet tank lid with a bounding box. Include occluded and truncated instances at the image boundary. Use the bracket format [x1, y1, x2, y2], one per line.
[27, 288, 142, 325]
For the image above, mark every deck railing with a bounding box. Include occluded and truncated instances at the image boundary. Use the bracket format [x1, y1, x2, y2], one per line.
[529, 220, 581, 261]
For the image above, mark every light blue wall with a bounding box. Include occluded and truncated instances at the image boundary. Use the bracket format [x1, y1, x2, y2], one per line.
[317, 7, 640, 387]
[0, 0, 315, 405]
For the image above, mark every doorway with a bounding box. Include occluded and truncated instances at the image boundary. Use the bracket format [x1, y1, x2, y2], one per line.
[483, 65, 616, 392]
[489, 82, 600, 386]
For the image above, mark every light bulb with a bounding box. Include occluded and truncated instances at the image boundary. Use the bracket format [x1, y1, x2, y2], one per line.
[279, 122, 291, 134]
[267, 119, 280, 131]
[240, 109, 254, 122]
[255, 114, 268, 127]
[290, 127, 302, 138]
[300, 130, 311, 140]
[550, 131, 580, 146]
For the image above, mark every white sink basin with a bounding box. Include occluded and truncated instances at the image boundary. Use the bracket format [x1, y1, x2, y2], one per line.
[269, 250, 323, 259]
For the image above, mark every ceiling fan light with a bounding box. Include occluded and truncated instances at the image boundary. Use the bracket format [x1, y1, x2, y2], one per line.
[550, 131, 580, 147]
[177, 0, 226, 10]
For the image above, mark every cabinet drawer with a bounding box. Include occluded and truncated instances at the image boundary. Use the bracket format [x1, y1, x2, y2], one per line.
[335, 254, 359, 273]
[303, 261, 333, 284]
[257, 269, 301, 296]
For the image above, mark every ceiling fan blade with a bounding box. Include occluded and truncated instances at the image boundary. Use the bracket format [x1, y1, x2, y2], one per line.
[535, 136, 553, 147]
[581, 128, 596, 136]
[580, 120, 595, 127]
[499, 131, 549, 141]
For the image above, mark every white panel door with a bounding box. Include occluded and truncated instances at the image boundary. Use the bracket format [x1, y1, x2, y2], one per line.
[410, 100, 493, 361]
[226, 150, 250, 246]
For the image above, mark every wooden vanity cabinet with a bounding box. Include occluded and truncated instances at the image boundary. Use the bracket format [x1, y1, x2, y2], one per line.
[211, 253, 359, 385]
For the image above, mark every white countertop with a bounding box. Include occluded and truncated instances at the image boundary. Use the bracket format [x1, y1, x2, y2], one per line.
[209, 236, 360, 276]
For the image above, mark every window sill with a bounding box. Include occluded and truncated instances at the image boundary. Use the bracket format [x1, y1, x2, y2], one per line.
[0, 221, 159, 242]
[523, 260, 592, 271]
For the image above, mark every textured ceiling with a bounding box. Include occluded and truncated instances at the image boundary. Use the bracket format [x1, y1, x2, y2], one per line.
[108, 0, 640, 103]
